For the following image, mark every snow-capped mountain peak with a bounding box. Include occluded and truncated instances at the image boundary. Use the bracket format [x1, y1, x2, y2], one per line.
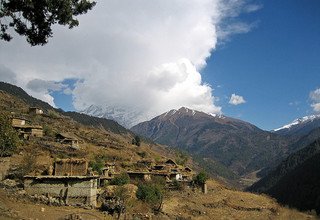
[273, 114, 320, 136]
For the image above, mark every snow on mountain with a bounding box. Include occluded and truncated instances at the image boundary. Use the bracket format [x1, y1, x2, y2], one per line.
[273, 114, 320, 136]
[81, 105, 150, 128]
[82, 105, 225, 129]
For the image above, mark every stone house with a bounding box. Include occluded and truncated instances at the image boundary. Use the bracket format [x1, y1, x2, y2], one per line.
[24, 158, 98, 207]
[24, 175, 98, 207]
[56, 133, 79, 148]
[54, 158, 88, 176]
[127, 171, 152, 182]
[11, 117, 26, 126]
[29, 107, 43, 115]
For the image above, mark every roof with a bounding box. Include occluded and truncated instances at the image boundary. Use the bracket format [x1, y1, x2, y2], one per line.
[29, 107, 42, 110]
[12, 125, 43, 129]
[55, 158, 87, 164]
[24, 175, 98, 180]
[165, 159, 177, 166]
[56, 132, 79, 140]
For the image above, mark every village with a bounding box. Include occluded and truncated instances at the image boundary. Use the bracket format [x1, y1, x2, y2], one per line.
[3, 106, 205, 215]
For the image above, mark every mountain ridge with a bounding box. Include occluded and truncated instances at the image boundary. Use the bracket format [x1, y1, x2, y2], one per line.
[273, 114, 320, 136]
[131, 107, 290, 183]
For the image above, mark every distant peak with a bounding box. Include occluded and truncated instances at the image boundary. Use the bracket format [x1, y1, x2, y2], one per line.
[273, 114, 320, 132]
[162, 107, 224, 118]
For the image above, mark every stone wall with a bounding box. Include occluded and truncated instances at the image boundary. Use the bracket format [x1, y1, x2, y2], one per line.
[24, 177, 97, 207]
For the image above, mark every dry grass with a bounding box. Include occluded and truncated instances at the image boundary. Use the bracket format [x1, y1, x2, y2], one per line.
[161, 180, 317, 220]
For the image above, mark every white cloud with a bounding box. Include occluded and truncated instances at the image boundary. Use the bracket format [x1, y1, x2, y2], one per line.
[310, 88, 320, 112]
[0, 0, 258, 126]
[311, 103, 320, 112]
[229, 93, 246, 105]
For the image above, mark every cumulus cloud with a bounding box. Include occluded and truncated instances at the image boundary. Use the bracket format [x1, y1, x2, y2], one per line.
[229, 93, 246, 105]
[0, 0, 259, 126]
[310, 88, 320, 112]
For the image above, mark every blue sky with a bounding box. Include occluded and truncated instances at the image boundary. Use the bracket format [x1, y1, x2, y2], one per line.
[1, 0, 319, 130]
[203, 0, 320, 130]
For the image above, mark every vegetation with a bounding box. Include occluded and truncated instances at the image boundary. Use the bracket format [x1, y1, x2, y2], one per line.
[110, 172, 130, 186]
[0, 113, 19, 157]
[89, 157, 105, 175]
[132, 135, 141, 146]
[0, 0, 96, 45]
[175, 150, 189, 166]
[249, 138, 320, 214]
[193, 171, 208, 186]
[114, 186, 130, 219]
[10, 153, 37, 179]
[136, 183, 163, 211]
[136, 176, 165, 211]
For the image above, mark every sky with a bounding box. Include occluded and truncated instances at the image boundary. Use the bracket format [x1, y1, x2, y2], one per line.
[0, 0, 319, 130]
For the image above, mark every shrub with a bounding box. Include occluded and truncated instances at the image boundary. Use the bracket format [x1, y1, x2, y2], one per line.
[0, 114, 20, 157]
[193, 171, 208, 186]
[132, 135, 141, 146]
[110, 172, 130, 185]
[136, 182, 163, 210]
[136, 177, 165, 211]
[89, 157, 104, 175]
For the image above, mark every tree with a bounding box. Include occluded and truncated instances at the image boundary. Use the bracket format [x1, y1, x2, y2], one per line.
[193, 171, 208, 186]
[132, 135, 141, 146]
[0, 113, 19, 157]
[136, 177, 165, 212]
[0, 0, 96, 46]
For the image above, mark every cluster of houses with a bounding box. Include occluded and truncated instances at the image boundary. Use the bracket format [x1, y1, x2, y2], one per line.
[9, 107, 197, 208]
[24, 158, 195, 207]
[11, 107, 80, 148]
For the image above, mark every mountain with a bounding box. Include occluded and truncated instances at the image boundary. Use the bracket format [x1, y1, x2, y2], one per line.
[82, 104, 151, 128]
[131, 107, 290, 180]
[273, 114, 320, 136]
[248, 138, 320, 214]
[0, 81, 129, 135]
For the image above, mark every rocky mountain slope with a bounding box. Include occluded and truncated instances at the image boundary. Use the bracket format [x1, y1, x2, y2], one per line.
[273, 114, 320, 136]
[131, 107, 290, 181]
[248, 138, 320, 214]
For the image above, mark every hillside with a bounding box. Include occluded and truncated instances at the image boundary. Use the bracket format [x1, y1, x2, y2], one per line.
[0, 81, 129, 135]
[0, 83, 317, 219]
[248, 138, 320, 214]
[131, 107, 290, 182]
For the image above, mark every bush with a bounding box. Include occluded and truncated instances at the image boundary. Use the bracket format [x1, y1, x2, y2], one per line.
[193, 171, 208, 186]
[136, 182, 163, 210]
[110, 172, 130, 185]
[132, 135, 141, 146]
[89, 157, 105, 175]
[136, 177, 165, 211]
[0, 114, 19, 157]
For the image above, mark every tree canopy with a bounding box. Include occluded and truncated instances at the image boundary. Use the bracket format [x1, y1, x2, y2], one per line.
[0, 0, 96, 46]
[0, 113, 19, 157]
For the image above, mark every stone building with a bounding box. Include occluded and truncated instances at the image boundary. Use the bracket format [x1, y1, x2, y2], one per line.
[56, 133, 79, 148]
[24, 158, 98, 207]
[29, 107, 43, 115]
[24, 176, 98, 207]
[11, 116, 43, 138]
[54, 158, 88, 176]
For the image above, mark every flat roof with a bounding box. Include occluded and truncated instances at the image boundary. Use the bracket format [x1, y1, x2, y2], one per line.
[24, 175, 99, 180]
